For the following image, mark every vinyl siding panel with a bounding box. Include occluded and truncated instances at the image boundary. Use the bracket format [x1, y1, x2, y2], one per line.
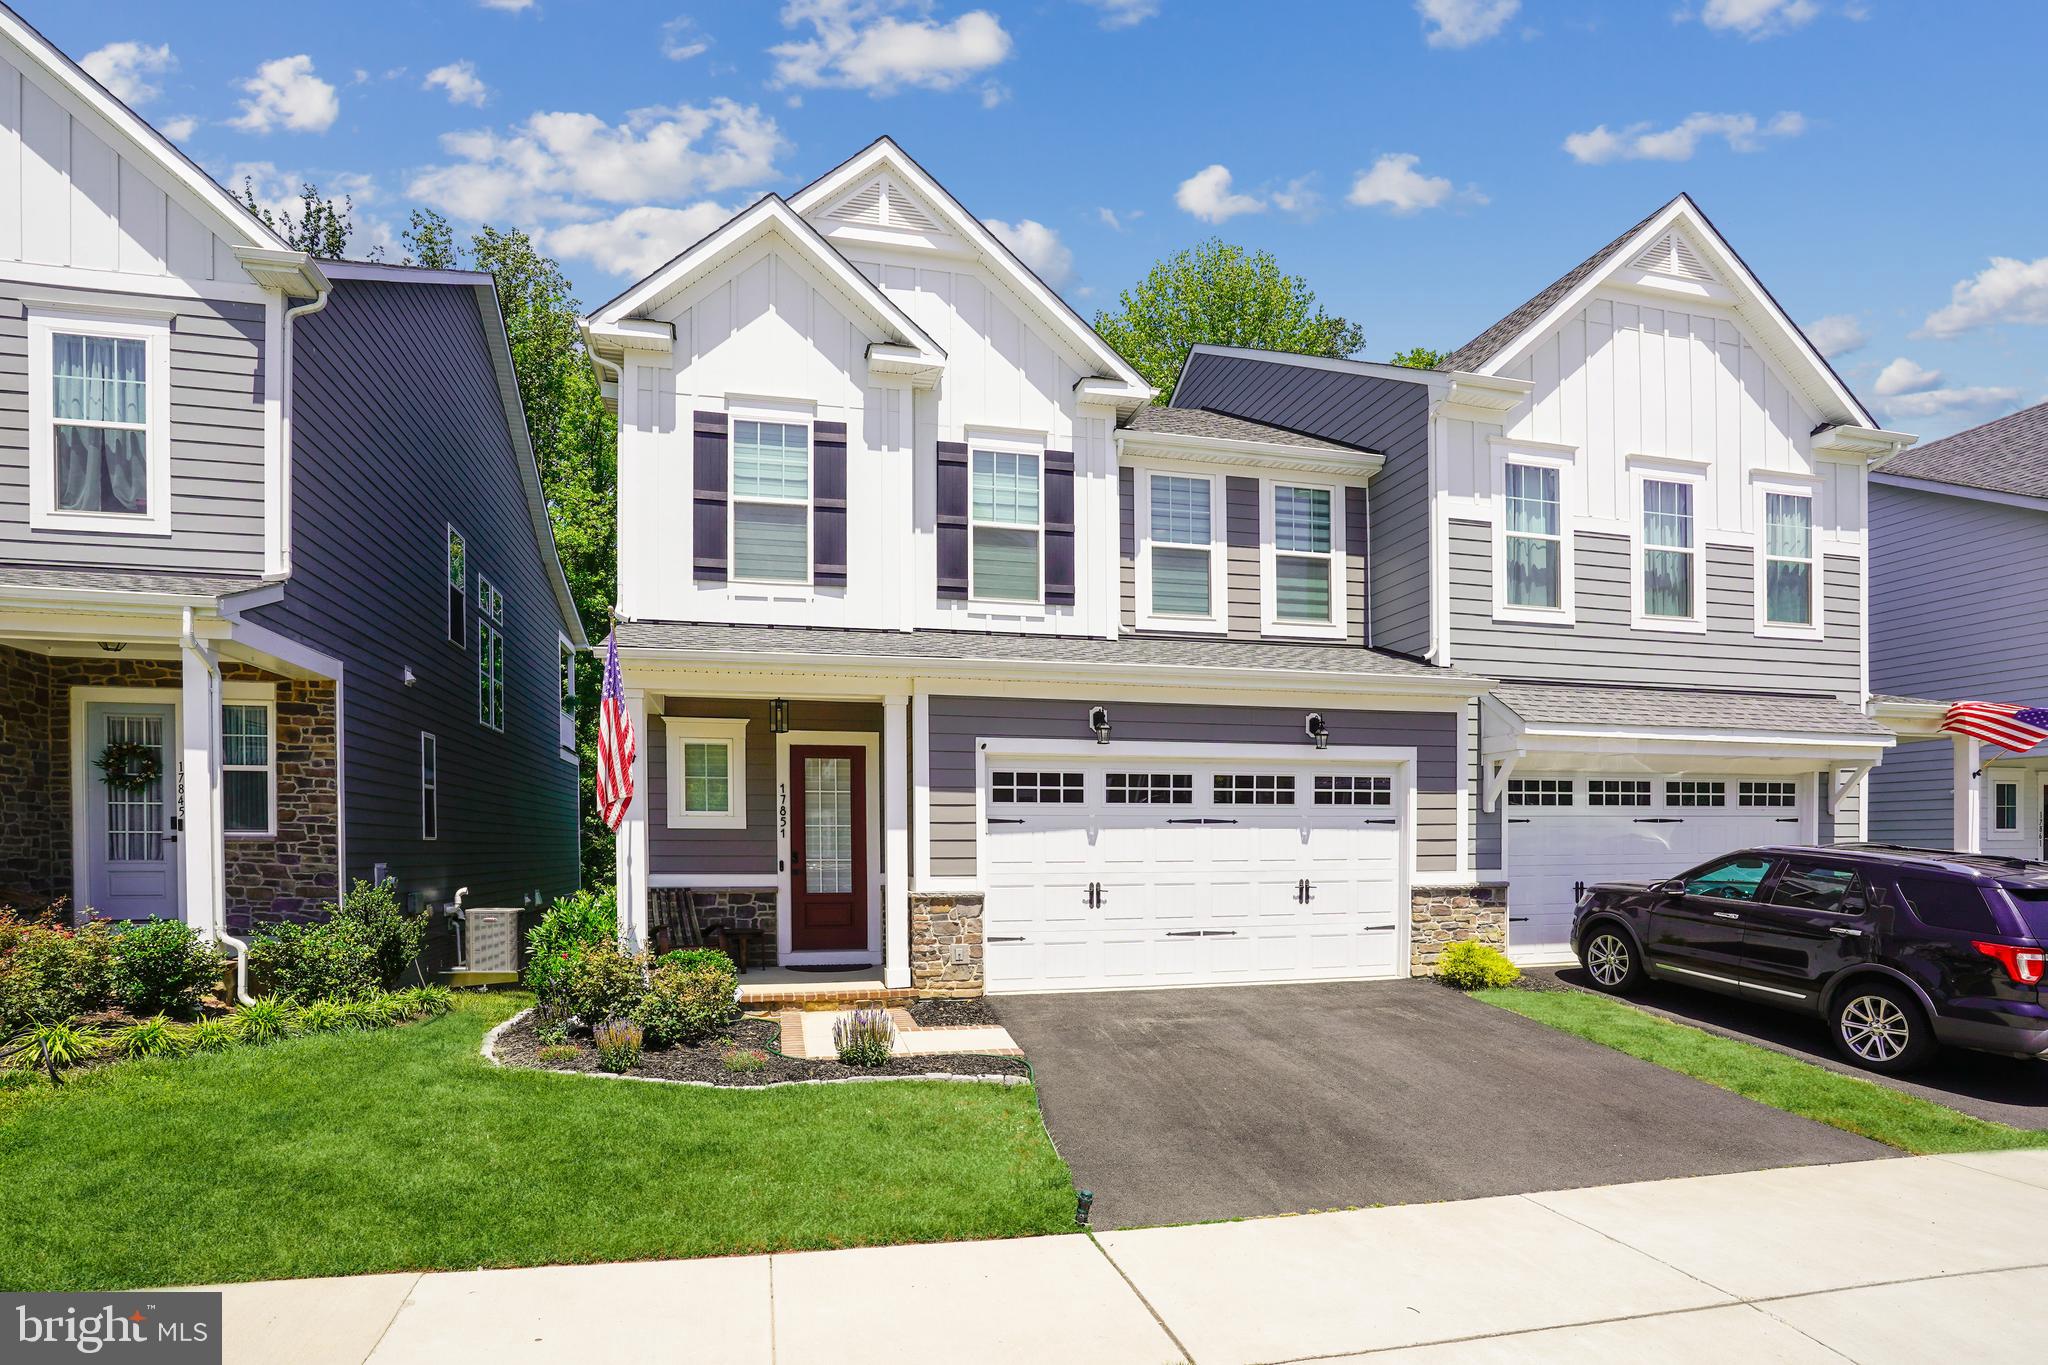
[926, 694, 1458, 879]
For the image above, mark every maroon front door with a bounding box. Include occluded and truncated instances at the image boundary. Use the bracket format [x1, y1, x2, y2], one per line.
[790, 745, 868, 952]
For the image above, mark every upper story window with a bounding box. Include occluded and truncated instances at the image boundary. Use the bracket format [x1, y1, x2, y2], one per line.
[28, 311, 172, 537]
[447, 528, 467, 646]
[559, 639, 577, 716]
[1756, 485, 1822, 638]
[1636, 473, 1704, 629]
[477, 576, 505, 732]
[971, 448, 1042, 602]
[1141, 470, 1220, 628]
[1503, 463, 1563, 610]
[1265, 481, 1341, 637]
[731, 419, 812, 584]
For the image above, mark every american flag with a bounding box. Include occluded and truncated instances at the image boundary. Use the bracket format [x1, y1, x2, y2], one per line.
[595, 629, 637, 831]
[1941, 701, 2048, 754]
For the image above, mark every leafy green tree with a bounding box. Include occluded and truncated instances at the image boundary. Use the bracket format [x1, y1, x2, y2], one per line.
[402, 208, 458, 270]
[1391, 345, 1444, 370]
[1094, 239, 1367, 400]
[241, 180, 356, 259]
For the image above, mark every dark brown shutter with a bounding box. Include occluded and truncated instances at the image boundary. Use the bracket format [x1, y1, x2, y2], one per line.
[813, 419, 848, 587]
[692, 411, 729, 583]
[936, 440, 969, 599]
[1043, 448, 1076, 605]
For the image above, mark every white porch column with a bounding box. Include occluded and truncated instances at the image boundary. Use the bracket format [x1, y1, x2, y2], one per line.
[1954, 734, 1983, 853]
[617, 686, 652, 952]
[883, 694, 911, 989]
[179, 637, 223, 942]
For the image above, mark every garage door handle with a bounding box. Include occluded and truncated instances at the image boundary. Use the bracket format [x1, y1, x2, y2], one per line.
[1776, 817, 1799, 823]
[1634, 817, 1682, 824]
[1362, 818, 1396, 826]
[1508, 818, 1531, 824]
[1166, 930, 1236, 938]
[988, 817, 1027, 825]
[987, 936, 1026, 943]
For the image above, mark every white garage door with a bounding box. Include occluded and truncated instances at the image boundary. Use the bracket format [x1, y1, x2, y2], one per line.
[982, 759, 1406, 993]
[1503, 774, 1810, 962]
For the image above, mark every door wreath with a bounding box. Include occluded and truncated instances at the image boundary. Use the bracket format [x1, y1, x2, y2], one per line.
[94, 739, 162, 793]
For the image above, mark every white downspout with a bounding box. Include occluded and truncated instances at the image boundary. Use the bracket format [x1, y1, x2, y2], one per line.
[273, 283, 331, 579]
[181, 607, 251, 1004]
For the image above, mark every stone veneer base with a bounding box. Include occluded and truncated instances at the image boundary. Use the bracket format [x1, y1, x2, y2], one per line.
[1409, 884, 1511, 977]
[910, 891, 985, 998]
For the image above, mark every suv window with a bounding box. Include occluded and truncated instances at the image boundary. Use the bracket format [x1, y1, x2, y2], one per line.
[1683, 854, 1775, 902]
[1767, 861, 1862, 914]
[1999, 886, 2048, 940]
[1896, 876, 2001, 934]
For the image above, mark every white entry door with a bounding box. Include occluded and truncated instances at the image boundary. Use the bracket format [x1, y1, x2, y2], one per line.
[83, 702, 179, 921]
[1503, 774, 1809, 963]
[982, 759, 1406, 993]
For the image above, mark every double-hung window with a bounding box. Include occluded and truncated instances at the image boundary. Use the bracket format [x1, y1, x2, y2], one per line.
[1638, 475, 1701, 626]
[28, 311, 172, 536]
[1995, 781, 2019, 833]
[477, 576, 505, 732]
[1760, 488, 1819, 634]
[731, 419, 811, 583]
[1143, 470, 1219, 626]
[222, 696, 275, 837]
[1269, 482, 1337, 632]
[446, 528, 467, 646]
[1503, 463, 1564, 610]
[970, 447, 1042, 602]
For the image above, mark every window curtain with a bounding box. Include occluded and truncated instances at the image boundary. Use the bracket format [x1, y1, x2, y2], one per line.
[1503, 465, 1561, 608]
[1274, 486, 1332, 622]
[1642, 481, 1694, 617]
[52, 335, 148, 514]
[1765, 493, 1812, 624]
[1150, 476, 1211, 615]
[972, 451, 1041, 600]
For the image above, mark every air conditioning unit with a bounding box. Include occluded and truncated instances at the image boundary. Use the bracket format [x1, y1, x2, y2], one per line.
[453, 907, 521, 975]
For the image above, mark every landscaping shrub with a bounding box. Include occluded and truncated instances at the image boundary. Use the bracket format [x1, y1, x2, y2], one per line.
[1, 1019, 102, 1082]
[0, 916, 115, 1029]
[328, 879, 429, 989]
[186, 1018, 236, 1053]
[561, 945, 646, 1027]
[535, 1018, 569, 1047]
[721, 1048, 769, 1074]
[233, 996, 299, 1045]
[658, 947, 734, 975]
[408, 985, 453, 1017]
[246, 919, 379, 1003]
[832, 1010, 895, 1068]
[525, 888, 617, 1005]
[107, 919, 223, 1017]
[111, 1015, 185, 1060]
[536, 1044, 579, 1066]
[592, 1018, 643, 1073]
[633, 954, 739, 1047]
[1435, 940, 1521, 991]
[297, 1001, 347, 1033]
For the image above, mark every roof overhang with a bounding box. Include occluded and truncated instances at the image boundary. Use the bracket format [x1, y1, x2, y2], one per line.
[1115, 427, 1384, 480]
[1435, 371, 1534, 423]
[1812, 423, 1919, 468]
[1076, 376, 1152, 417]
[230, 247, 328, 301]
[1481, 692, 1894, 776]
[1870, 696, 1953, 740]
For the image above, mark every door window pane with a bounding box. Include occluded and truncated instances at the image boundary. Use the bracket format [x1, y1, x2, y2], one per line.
[103, 713, 165, 863]
[804, 756, 853, 894]
[1683, 854, 1773, 901]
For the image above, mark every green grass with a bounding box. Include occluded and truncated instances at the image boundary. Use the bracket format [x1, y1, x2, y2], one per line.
[1478, 986, 2048, 1156]
[0, 993, 1075, 1291]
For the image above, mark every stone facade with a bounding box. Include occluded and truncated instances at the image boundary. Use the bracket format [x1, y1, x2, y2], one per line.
[0, 645, 57, 905]
[648, 887, 777, 969]
[910, 891, 985, 997]
[1408, 884, 1510, 976]
[222, 676, 341, 935]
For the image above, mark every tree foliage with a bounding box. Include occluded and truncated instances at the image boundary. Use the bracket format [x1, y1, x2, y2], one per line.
[241, 181, 356, 260]
[1093, 239, 1367, 400]
[1390, 345, 1445, 370]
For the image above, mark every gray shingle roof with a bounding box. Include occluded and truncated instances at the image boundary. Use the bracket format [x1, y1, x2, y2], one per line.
[1439, 198, 1678, 374]
[1491, 682, 1890, 738]
[615, 621, 1472, 682]
[1122, 405, 1367, 454]
[0, 566, 268, 598]
[1877, 399, 2048, 500]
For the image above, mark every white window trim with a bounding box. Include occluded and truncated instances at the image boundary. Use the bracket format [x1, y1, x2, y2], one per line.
[557, 633, 578, 756]
[1260, 475, 1347, 641]
[1491, 443, 1578, 626]
[665, 717, 749, 830]
[1136, 464, 1225, 633]
[476, 574, 505, 733]
[727, 405, 816, 589]
[420, 732, 438, 842]
[221, 682, 278, 839]
[1752, 476, 1825, 641]
[446, 525, 467, 648]
[1629, 461, 1708, 634]
[1995, 780, 2019, 832]
[27, 308, 173, 537]
[967, 434, 1046, 606]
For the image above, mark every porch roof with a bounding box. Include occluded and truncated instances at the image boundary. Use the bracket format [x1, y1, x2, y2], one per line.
[0, 566, 269, 600]
[1489, 683, 1892, 740]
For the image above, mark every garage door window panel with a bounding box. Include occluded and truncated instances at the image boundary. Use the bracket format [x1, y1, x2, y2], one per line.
[1106, 772, 1193, 805]
[1588, 779, 1650, 807]
[991, 770, 1084, 805]
[1215, 774, 1296, 806]
[1314, 775, 1390, 807]
[1666, 780, 1725, 808]
[1739, 781, 1798, 808]
[1506, 778, 1573, 807]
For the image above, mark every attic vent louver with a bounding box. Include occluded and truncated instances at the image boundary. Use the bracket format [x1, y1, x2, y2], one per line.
[830, 181, 887, 226]
[884, 186, 938, 232]
[828, 177, 941, 234]
[1629, 231, 1715, 283]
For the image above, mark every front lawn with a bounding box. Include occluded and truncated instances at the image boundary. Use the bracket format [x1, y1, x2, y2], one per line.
[0, 993, 1075, 1291]
[1479, 986, 2048, 1156]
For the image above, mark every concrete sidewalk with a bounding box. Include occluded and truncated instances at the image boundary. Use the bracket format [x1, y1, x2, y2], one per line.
[206, 1150, 2048, 1364]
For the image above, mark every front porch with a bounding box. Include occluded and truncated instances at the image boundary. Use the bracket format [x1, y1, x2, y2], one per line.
[1873, 696, 2047, 857]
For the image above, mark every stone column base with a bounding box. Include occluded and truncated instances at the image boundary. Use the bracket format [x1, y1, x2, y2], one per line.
[1409, 884, 1509, 977]
[910, 891, 985, 997]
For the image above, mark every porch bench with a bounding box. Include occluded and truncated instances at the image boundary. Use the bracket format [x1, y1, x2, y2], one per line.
[649, 888, 768, 974]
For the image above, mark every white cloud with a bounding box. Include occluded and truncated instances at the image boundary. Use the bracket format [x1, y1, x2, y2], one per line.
[662, 17, 712, 60]
[81, 41, 175, 107]
[984, 217, 1074, 286]
[1271, 175, 1322, 217]
[479, 0, 534, 10]
[1080, 0, 1159, 27]
[1347, 153, 1485, 214]
[1691, 0, 1820, 38]
[160, 115, 198, 141]
[1097, 207, 1123, 231]
[1920, 255, 2048, 338]
[1804, 314, 1867, 358]
[537, 203, 733, 276]
[771, 0, 1012, 95]
[408, 99, 785, 224]
[423, 61, 488, 108]
[1563, 110, 1803, 163]
[1873, 357, 1942, 397]
[1416, 0, 1520, 48]
[230, 55, 339, 134]
[1174, 164, 1265, 224]
[1881, 384, 2022, 420]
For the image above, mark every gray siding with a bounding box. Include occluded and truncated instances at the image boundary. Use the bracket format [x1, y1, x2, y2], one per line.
[647, 699, 880, 877]
[1172, 353, 1432, 657]
[1867, 738, 1955, 847]
[1448, 520, 1863, 700]
[246, 278, 578, 909]
[926, 694, 1459, 879]
[0, 286, 267, 574]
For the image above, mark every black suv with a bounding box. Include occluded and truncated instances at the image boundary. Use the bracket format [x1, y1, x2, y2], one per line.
[1571, 844, 2048, 1073]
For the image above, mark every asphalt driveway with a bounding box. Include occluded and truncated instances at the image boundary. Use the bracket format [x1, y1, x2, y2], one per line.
[994, 978, 1888, 1230]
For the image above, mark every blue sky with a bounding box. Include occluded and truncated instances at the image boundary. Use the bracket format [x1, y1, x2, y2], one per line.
[36, 0, 2048, 438]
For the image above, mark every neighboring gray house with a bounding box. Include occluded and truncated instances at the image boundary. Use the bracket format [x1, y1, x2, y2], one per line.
[1867, 401, 2048, 860]
[0, 6, 583, 957]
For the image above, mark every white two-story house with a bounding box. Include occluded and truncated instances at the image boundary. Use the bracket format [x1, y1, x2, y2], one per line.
[594, 143, 1915, 995]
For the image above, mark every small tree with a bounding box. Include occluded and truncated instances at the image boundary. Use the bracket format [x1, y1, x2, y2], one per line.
[1391, 345, 1444, 370]
[241, 180, 356, 260]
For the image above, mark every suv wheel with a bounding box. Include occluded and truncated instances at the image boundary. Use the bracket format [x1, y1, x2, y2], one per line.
[1831, 981, 1936, 1074]
[1579, 924, 1644, 994]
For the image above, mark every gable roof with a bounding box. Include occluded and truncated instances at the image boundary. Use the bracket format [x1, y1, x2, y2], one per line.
[1877, 399, 2048, 501]
[1122, 404, 1365, 454]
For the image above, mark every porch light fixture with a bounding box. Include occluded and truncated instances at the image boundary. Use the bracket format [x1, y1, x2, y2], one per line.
[97, 641, 126, 654]
[1305, 713, 1329, 750]
[770, 698, 790, 734]
[1089, 706, 1111, 745]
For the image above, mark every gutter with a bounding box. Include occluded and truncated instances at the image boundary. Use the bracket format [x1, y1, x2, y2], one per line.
[181, 607, 252, 1005]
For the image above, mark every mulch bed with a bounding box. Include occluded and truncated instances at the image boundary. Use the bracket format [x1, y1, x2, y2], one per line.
[907, 997, 1002, 1028]
[493, 1013, 1030, 1088]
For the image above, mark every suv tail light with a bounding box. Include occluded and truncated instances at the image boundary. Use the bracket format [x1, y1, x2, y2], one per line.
[1973, 940, 2047, 985]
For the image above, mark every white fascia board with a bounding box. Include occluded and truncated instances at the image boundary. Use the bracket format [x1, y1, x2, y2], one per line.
[1870, 698, 1953, 739]
[231, 247, 327, 299]
[1115, 429, 1385, 480]
[1076, 376, 1153, 415]
[1436, 371, 1534, 422]
[1813, 424, 1918, 467]
[586, 319, 675, 355]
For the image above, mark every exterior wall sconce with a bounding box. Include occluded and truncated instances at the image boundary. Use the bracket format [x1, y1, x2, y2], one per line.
[1305, 713, 1329, 749]
[402, 665, 417, 687]
[97, 641, 126, 653]
[770, 698, 790, 734]
[1089, 706, 1112, 744]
